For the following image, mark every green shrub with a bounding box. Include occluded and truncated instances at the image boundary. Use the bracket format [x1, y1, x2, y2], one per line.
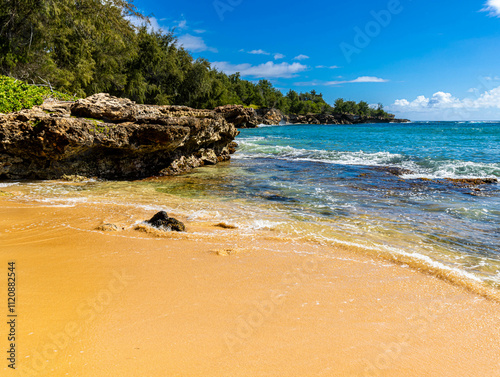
[0, 76, 76, 114]
[244, 104, 260, 110]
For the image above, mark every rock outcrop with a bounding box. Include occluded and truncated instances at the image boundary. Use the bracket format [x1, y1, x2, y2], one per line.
[215, 105, 286, 128]
[145, 211, 185, 232]
[215, 105, 260, 128]
[256, 108, 286, 125]
[0, 93, 239, 179]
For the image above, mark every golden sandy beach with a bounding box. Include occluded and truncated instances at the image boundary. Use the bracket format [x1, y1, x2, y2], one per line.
[0, 195, 499, 377]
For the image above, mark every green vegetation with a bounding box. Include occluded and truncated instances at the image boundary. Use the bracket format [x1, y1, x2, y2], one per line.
[0, 0, 393, 118]
[332, 98, 390, 117]
[93, 122, 110, 134]
[0, 75, 75, 113]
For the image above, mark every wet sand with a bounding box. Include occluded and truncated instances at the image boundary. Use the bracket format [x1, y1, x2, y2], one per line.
[0, 197, 499, 377]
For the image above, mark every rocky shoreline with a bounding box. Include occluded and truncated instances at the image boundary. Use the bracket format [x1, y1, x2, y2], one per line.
[287, 113, 411, 125]
[0, 94, 409, 180]
[0, 94, 239, 179]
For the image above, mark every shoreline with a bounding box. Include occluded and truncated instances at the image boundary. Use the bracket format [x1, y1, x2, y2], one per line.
[1, 195, 500, 376]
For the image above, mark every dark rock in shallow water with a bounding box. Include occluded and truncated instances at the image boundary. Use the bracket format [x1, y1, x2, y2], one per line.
[146, 211, 169, 226]
[445, 178, 498, 186]
[374, 166, 415, 177]
[146, 211, 185, 232]
[163, 217, 185, 232]
[260, 192, 299, 203]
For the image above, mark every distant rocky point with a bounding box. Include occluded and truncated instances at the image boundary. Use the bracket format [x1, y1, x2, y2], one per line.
[286, 113, 411, 125]
[215, 105, 409, 128]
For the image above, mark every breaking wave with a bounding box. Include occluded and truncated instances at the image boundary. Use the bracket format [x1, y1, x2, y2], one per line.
[235, 140, 500, 179]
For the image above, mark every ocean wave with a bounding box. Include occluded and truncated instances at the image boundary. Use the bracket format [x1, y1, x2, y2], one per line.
[401, 160, 500, 179]
[313, 233, 500, 300]
[235, 141, 405, 165]
[0, 182, 19, 188]
[234, 219, 284, 230]
[445, 207, 498, 222]
[28, 197, 89, 207]
[239, 135, 289, 141]
[255, 123, 284, 128]
[235, 141, 500, 179]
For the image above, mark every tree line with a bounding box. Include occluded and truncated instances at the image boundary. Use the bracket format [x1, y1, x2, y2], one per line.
[0, 0, 393, 117]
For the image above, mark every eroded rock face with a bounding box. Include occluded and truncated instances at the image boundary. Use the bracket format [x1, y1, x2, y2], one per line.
[256, 108, 285, 125]
[288, 114, 324, 125]
[215, 105, 287, 127]
[0, 94, 239, 179]
[215, 105, 260, 128]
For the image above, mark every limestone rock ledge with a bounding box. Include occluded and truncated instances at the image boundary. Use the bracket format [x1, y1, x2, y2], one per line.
[0, 93, 239, 179]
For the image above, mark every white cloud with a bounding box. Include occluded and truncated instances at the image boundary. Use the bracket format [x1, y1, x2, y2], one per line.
[126, 15, 144, 28]
[483, 0, 500, 17]
[212, 61, 308, 78]
[293, 54, 310, 61]
[127, 16, 164, 33]
[274, 53, 285, 60]
[391, 86, 500, 112]
[316, 65, 340, 69]
[149, 17, 164, 32]
[172, 18, 217, 52]
[176, 19, 188, 29]
[178, 34, 218, 53]
[350, 76, 388, 83]
[248, 49, 270, 55]
[295, 76, 389, 86]
[484, 76, 500, 81]
[127, 16, 216, 53]
[468, 86, 500, 108]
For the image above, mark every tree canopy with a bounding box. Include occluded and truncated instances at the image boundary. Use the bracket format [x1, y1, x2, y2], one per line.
[0, 0, 393, 117]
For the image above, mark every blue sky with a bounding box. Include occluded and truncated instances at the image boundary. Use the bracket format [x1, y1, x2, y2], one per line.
[131, 0, 500, 120]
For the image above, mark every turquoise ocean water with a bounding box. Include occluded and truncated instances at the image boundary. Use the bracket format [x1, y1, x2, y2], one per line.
[227, 122, 500, 288]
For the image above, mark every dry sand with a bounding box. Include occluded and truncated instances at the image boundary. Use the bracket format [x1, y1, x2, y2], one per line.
[0, 198, 499, 376]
